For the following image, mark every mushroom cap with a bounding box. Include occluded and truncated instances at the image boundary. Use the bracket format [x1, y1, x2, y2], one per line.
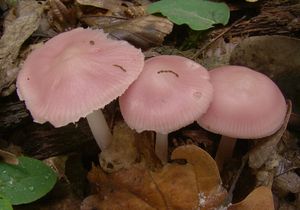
[119, 55, 213, 134]
[17, 28, 144, 127]
[197, 65, 287, 139]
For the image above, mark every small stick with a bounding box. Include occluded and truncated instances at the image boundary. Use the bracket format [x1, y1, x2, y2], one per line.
[192, 16, 246, 60]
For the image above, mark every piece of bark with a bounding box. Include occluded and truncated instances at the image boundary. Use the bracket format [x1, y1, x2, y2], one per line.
[8, 120, 97, 159]
[0, 100, 29, 130]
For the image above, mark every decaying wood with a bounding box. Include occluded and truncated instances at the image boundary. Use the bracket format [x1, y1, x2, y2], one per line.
[0, 100, 29, 130]
[6, 119, 97, 159]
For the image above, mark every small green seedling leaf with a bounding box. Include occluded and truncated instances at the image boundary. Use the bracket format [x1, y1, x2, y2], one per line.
[0, 156, 57, 205]
[0, 195, 13, 210]
[147, 0, 230, 30]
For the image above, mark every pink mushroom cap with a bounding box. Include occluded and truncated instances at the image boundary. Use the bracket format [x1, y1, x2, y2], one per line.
[197, 65, 287, 139]
[119, 55, 213, 134]
[17, 28, 144, 127]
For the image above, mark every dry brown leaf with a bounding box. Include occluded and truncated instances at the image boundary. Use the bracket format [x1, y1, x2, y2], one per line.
[99, 122, 138, 173]
[273, 172, 300, 194]
[172, 145, 227, 209]
[112, 166, 166, 209]
[172, 145, 221, 194]
[105, 15, 173, 49]
[0, 0, 44, 96]
[151, 164, 199, 210]
[249, 101, 291, 169]
[85, 145, 227, 210]
[228, 186, 275, 210]
[81, 190, 156, 210]
[76, 0, 122, 12]
[99, 121, 160, 173]
[0, 149, 19, 165]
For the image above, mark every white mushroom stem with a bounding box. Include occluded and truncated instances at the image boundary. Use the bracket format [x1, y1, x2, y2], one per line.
[155, 133, 169, 164]
[86, 109, 112, 150]
[214, 136, 236, 172]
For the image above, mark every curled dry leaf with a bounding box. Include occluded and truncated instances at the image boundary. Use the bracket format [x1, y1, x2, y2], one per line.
[80, 14, 173, 50]
[151, 164, 199, 209]
[171, 145, 227, 209]
[83, 145, 227, 210]
[172, 145, 221, 193]
[273, 172, 300, 195]
[99, 122, 138, 173]
[0, 149, 19, 165]
[249, 100, 291, 169]
[112, 166, 167, 209]
[47, 0, 77, 32]
[76, 0, 122, 12]
[99, 121, 160, 173]
[81, 190, 155, 210]
[228, 186, 275, 210]
[104, 15, 173, 49]
[0, 0, 44, 96]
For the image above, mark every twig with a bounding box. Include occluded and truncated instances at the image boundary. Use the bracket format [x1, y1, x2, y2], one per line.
[226, 154, 249, 204]
[192, 16, 246, 60]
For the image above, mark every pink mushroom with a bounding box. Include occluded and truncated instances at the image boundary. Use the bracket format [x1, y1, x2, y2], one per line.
[197, 65, 287, 170]
[17, 28, 144, 150]
[119, 55, 213, 163]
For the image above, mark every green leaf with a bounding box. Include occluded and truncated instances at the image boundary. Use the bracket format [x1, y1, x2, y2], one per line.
[0, 195, 13, 210]
[0, 156, 57, 205]
[147, 0, 230, 30]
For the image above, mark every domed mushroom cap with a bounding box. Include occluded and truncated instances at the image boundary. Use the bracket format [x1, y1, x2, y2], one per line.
[119, 55, 213, 134]
[198, 65, 287, 139]
[17, 28, 144, 127]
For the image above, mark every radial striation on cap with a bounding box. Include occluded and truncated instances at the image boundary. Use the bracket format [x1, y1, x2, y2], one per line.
[119, 55, 213, 134]
[17, 28, 144, 127]
[198, 65, 287, 139]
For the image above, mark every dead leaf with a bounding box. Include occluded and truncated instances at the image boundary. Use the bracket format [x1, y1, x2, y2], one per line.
[273, 172, 300, 194]
[43, 155, 69, 180]
[151, 164, 199, 210]
[0, 149, 19, 165]
[99, 122, 138, 173]
[172, 145, 221, 194]
[0, 0, 44, 96]
[76, 0, 122, 12]
[81, 190, 156, 210]
[172, 145, 227, 209]
[85, 145, 227, 210]
[111, 166, 167, 209]
[249, 101, 291, 169]
[228, 186, 275, 210]
[47, 0, 77, 32]
[200, 38, 238, 69]
[105, 15, 173, 49]
[99, 121, 160, 173]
